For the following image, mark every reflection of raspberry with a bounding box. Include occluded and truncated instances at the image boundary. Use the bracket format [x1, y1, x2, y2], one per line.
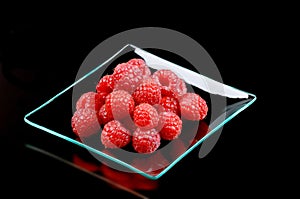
[159, 96, 180, 116]
[132, 128, 161, 154]
[152, 69, 187, 97]
[132, 151, 169, 175]
[72, 154, 99, 172]
[133, 103, 159, 130]
[101, 120, 131, 148]
[105, 90, 135, 120]
[98, 104, 113, 125]
[71, 108, 100, 138]
[180, 93, 208, 120]
[76, 92, 102, 112]
[158, 112, 182, 140]
[96, 74, 114, 93]
[113, 63, 144, 93]
[189, 121, 210, 146]
[132, 79, 161, 105]
[99, 164, 158, 190]
[127, 58, 151, 78]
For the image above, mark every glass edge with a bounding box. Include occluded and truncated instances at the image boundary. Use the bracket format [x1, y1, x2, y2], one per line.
[23, 43, 257, 180]
[153, 92, 257, 179]
[23, 43, 157, 179]
[23, 44, 134, 121]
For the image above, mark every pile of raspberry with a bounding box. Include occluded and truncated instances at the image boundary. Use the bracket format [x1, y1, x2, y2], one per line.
[71, 58, 208, 154]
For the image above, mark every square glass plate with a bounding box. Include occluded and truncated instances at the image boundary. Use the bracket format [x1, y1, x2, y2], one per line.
[24, 44, 256, 180]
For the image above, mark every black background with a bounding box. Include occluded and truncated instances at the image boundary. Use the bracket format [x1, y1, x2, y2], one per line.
[0, 19, 281, 198]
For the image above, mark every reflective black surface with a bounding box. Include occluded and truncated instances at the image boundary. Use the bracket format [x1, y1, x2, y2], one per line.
[1, 23, 270, 198]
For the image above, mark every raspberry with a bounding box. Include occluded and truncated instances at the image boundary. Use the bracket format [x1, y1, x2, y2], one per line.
[152, 69, 187, 97]
[113, 62, 144, 93]
[174, 78, 187, 97]
[132, 79, 161, 105]
[126, 58, 144, 66]
[101, 120, 131, 148]
[105, 90, 135, 120]
[96, 74, 114, 93]
[127, 58, 151, 78]
[152, 69, 177, 86]
[75, 91, 102, 112]
[132, 128, 161, 154]
[160, 86, 179, 99]
[180, 93, 208, 120]
[71, 108, 100, 138]
[97, 92, 109, 107]
[159, 96, 180, 116]
[98, 104, 113, 125]
[157, 112, 182, 140]
[133, 103, 159, 130]
[71, 58, 211, 155]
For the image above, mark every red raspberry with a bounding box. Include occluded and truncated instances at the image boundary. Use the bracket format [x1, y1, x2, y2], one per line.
[71, 108, 100, 138]
[159, 96, 180, 116]
[174, 78, 187, 97]
[132, 128, 161, 154]
[133, 103, 159, 130]
[126, 58, 145, 66]
[132, 79, 161, 105]
[113, 62, 144, 93]
[157, 112, 182, 140]
[76, 91, 102, 112]
[97, 92, 109, 107]
[96, 75, 114, 93]
[152, 69, 187, 97]
[105, 90, 135, 120]
[160, 86, 179, 99]
[180, 93, 208, 120]
[101, 120, 131, 148]
[98, 104, 113, 125]
[127, 58, 151, 78]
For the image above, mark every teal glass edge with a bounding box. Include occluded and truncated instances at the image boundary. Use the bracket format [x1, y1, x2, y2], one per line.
[24, 44, 256, 180]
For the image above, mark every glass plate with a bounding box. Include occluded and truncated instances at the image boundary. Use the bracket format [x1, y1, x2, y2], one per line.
[24, 44, 256, 180]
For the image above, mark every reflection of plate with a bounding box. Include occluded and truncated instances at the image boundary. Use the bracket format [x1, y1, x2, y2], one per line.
[24, 44, 256, 180]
